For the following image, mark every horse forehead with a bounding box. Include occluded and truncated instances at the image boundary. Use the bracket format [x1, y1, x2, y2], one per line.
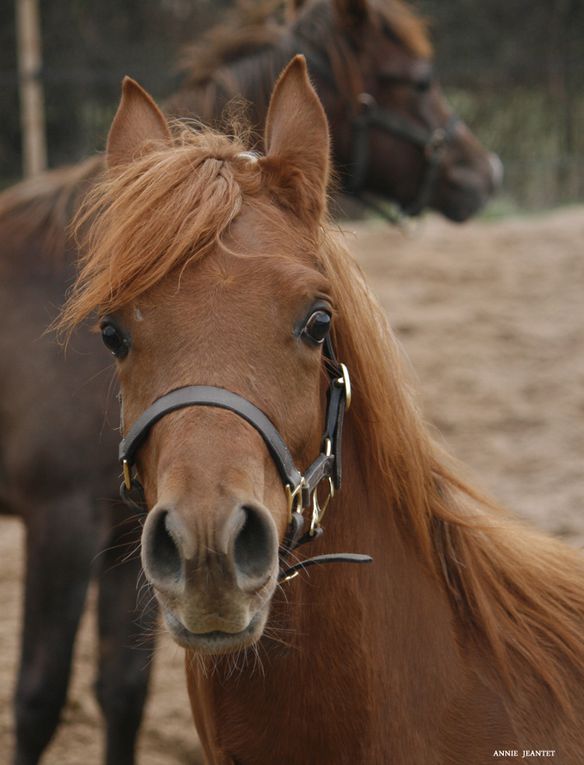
[131, 252, 328, 345]
[369, 26, 428, 74]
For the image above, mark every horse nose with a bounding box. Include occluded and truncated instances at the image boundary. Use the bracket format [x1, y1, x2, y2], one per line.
[487, 152, 504, 192]
[141, 502, 278, 594]
[141, 506, 189, 593]
[230, 504, 278, 591]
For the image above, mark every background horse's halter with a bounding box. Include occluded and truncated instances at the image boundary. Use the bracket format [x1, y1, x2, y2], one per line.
[118, 336, 371, 582]
[348, 95, 460, 214]
[302, 47, 461, 220]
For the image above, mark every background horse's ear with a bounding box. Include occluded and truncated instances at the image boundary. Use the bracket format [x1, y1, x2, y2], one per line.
[107, 77, 171, 169]
[262, 55, 330, 221]
[286, 0, 306, 21]
[333, 0, 369, 27]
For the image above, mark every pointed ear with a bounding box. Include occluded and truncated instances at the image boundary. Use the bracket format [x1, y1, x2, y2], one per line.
[106, 77, 171, 169]
[334, 0, 369, 26]
[261, 56, 330, 222]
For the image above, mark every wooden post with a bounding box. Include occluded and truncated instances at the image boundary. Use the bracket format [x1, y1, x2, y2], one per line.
[16, 0, 47, 177]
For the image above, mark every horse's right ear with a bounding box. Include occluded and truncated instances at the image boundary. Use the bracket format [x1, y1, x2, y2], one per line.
[107, 77, 171, 169]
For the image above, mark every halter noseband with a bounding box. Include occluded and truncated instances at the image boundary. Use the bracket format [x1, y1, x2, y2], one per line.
[118, 336, 371, 581]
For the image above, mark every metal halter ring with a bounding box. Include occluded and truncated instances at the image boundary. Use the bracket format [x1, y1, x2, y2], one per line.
[338, 363, 352, 411]
[425, 127, 447, 158]
[122, 459, 132, 492]
[310, 476, 335, 535]
[285, 479, 305, 522]
[357, 92, 376, 112]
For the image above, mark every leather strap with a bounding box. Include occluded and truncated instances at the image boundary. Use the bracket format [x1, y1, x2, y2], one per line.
[279, 553, 372, 581]
[349, 103, 461, 215]
[119, 386, 302, 491]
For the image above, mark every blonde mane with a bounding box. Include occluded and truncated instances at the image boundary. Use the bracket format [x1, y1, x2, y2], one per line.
[60, 120, 584, 715]
[59, 126, 265, 328]
[320, 232, 584, 712]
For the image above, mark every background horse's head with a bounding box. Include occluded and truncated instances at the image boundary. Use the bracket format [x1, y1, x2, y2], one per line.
[64, 58, 342, 654]
[173, 0, 501, 222]
[307, 0, 501, 219]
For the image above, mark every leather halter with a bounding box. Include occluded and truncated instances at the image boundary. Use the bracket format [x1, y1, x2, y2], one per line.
[118, 336, 371, 581]
[348, 96, 460, 215]
[303, 49, 461, 219]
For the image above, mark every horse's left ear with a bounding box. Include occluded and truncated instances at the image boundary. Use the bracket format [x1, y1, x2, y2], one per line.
[261, 55, 330, 222]
[107, 77, 171, 169]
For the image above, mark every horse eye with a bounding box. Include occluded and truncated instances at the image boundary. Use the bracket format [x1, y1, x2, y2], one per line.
[415, 77, 432, 93]
[302, 310, 332, 345]
[100, 321, 129, 358]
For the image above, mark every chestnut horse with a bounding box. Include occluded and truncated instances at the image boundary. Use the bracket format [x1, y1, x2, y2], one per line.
[1, 1, 499, 763]
[60, 59, 584, 765]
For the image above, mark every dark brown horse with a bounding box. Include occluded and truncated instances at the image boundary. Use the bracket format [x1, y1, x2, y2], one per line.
[61, 59, 584, 764]
[0, 2, 499, 763]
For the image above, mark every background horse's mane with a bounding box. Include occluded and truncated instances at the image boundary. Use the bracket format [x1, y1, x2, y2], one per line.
[0, 157, 102, 257]
[179, 0, 431, 89]
[60, 119, 584, 715]
[0, 0, 430, 262]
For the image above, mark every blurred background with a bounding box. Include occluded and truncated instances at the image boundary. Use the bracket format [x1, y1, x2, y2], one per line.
[1, 0, 583, 210]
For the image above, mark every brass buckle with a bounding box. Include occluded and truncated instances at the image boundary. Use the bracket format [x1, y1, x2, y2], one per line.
[285, 479, 304, 523]
[337, 363, 352, 411]
[122, 460, 132, 491]
[280, 570, 300, 584]
[309, 476, 335, 536]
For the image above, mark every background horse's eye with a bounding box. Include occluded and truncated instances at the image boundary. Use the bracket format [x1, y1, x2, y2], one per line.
[100, 322, 129, 358]
[415, 77, 432, 93]
[303, 310, 331, 345]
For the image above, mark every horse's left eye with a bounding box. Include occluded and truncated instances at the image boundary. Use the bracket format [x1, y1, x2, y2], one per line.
[100, 321, 129, 358]
[302, 310, 331, 345]
[414, 77, 432, 93]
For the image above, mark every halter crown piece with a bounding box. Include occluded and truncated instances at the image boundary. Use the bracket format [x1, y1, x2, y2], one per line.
[118, 335, 372, 582]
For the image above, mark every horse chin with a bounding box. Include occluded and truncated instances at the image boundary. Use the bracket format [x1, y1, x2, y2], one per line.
[161, 605, 269, 655]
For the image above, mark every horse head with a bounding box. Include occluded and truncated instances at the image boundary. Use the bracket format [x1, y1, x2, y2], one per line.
[70, 58, 344, 653]
[304, 0, 502, 219]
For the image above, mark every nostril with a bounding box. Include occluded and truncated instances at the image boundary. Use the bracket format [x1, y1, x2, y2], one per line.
[233, 505, 275, 585]
[144, 509, 183, 586]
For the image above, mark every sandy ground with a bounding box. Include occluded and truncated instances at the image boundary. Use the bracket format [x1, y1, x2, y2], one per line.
[1, 206, 583, 763]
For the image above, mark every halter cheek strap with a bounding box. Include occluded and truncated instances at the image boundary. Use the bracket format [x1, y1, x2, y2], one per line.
[118, 336, 371, 582]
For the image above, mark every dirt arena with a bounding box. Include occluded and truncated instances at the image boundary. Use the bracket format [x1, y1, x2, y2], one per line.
[1, 206, 583, 763]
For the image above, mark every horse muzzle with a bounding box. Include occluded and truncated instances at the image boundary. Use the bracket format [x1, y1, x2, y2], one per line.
[141, 500, 279, 652]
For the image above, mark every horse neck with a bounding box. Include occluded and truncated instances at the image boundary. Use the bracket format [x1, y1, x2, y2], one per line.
[185, 438, 473, 763]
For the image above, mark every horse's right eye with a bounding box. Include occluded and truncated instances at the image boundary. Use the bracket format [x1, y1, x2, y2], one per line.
[100, 321, 130, 358]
